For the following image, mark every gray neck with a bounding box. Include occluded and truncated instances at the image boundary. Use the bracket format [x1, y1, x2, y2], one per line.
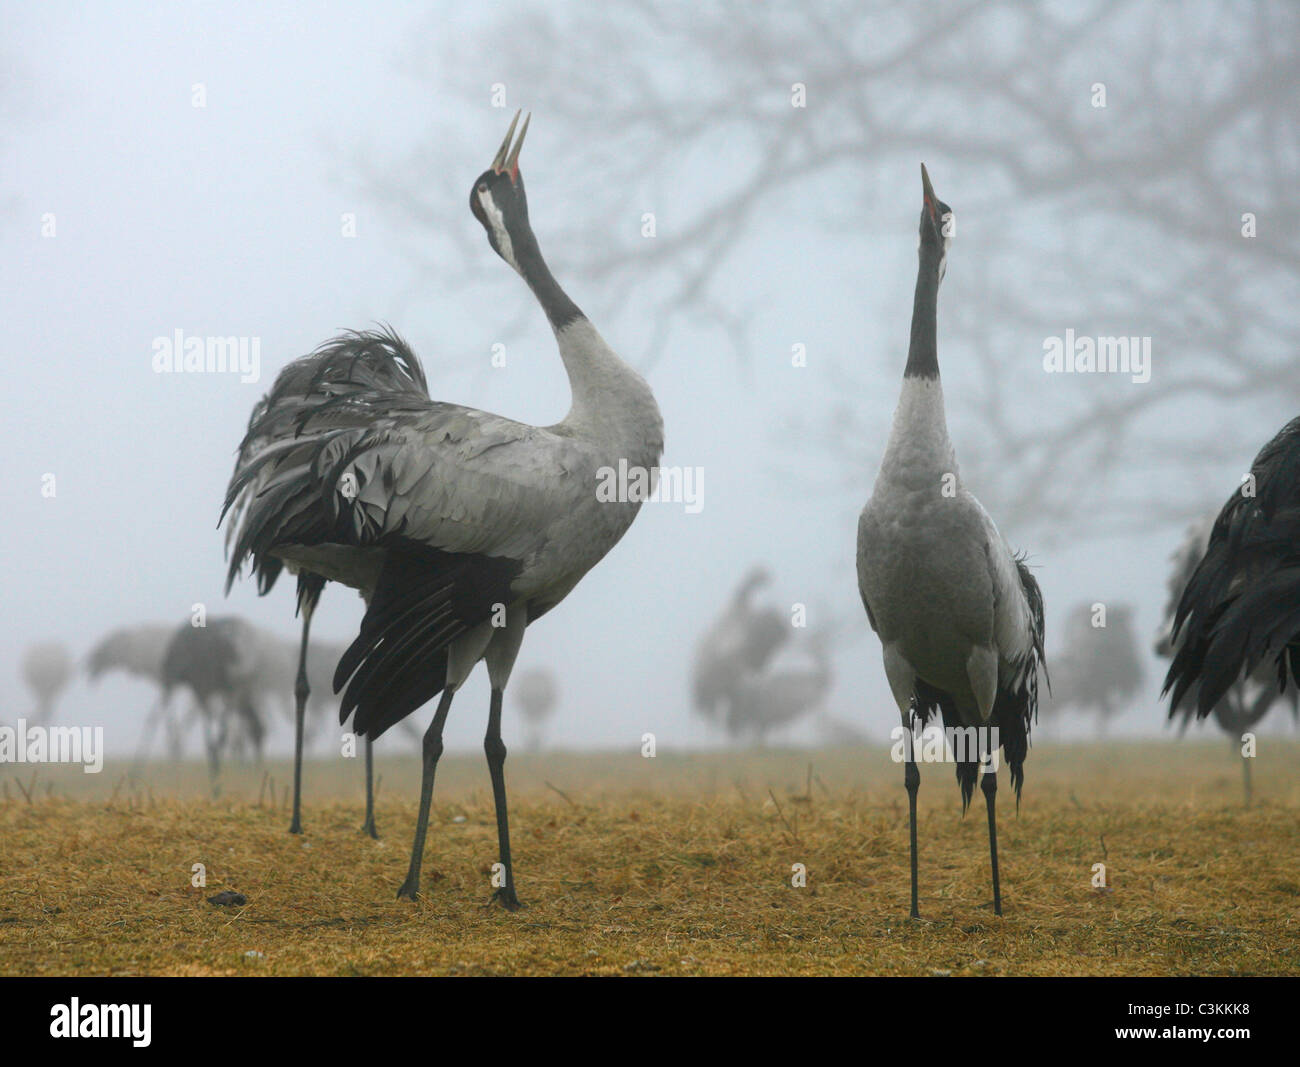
[553, 318, 664, 463]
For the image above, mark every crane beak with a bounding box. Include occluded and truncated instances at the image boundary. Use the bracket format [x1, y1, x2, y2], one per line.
[491, 110, 530, 181]
[920, 163, 936, 217]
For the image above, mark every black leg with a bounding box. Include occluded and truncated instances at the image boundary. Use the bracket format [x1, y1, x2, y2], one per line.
[905, 757, 920, 919]
[289, 598, 315, 835]
[131, 697, 166, 776]
[485, 688, 522, 911]
[361, 736, 378, 838]
[397, 689, 455, 900]
[982, 766, 1002, 916]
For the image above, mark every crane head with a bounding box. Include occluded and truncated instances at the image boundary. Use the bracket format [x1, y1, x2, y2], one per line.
[470, 110, 533, 273]
[918, 163, 954, 282]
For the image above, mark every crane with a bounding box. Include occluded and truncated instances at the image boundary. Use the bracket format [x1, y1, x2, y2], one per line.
[1161, 457, 1300, 802]
[723, 626, 833, 745]
[1165, 428, 1300, 711]
[512, 668, 558, 752]
[158, 617, 267, 795]
[21, 641, 73, 725]
[1044, 603, 1143, 738]
[222, 113, 664, 909]
[692, 564, 789, 726]
[857, 165, 1046, 919]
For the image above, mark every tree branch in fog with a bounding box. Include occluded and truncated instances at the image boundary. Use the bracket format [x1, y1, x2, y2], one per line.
[355, 0, 1300, 542]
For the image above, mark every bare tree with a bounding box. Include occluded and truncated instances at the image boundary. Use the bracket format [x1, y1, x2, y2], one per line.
[363, 0, 1300, 542]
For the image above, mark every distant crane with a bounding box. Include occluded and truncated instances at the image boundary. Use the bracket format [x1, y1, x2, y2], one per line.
[89, 620, 347, 765]
[21, 641, 73, 725]
[857, 165, 1046, 919]
[159, 618, 267, 795]
[222, 113, 663, 909]
[1045, 603, 1143, 738]
[692, 565, 789, 727]
[1161, 490, 1300, 803]
[512, 668, 558, 752]
[87, 623, 174, 685]
[724, 627, 834, 744]
[88, 623, 188, 757]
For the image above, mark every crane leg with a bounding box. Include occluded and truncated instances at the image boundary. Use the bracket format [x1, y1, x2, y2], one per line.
[289, 596, 316, 835]
[484, 687, 522, 911]
[397, 689, 455, 900]
[131, 696, 166, 776]
[982, 767, 1002, 916]
[1242, 749, 1253, 808]
[905, 757, 920, 919]
[361, 736, 378, 838]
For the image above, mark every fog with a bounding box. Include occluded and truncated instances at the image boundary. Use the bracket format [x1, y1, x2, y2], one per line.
[5, 1, 1298, 756]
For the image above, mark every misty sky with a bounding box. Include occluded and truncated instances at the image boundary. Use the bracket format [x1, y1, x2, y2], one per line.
[5, 1, 1292, 756]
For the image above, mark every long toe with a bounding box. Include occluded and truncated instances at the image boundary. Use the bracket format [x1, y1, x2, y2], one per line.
[490, 888, 525, 912]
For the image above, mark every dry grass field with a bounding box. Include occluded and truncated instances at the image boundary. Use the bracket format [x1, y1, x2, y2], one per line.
[2, 741, 1298, 976]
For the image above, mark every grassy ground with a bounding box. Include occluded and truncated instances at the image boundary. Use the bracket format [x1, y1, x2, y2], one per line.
[2, 741, 1298, 976]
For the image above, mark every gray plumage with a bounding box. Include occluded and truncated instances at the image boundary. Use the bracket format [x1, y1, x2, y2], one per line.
[512, 667, 558, 752]
[692, 565, 789, 723]
[221, 113, 663, 907]
[159, 617, 268, 794]
[86, 623, 174, 685]
[724, 628, 833, 744]
[1045, 603, 1143, 735]
[21, 641, 73, 725]
[856, 165, 1045, 919]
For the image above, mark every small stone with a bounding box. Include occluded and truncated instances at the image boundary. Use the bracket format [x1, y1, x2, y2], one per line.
[931, 968, 952, 977]
[451, 815, 467, 824]
[207, 891, 247, 907]
[243, 950, 264, 961]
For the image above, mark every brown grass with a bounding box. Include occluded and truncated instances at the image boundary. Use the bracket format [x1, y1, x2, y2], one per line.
[1, 741, 1298, 976]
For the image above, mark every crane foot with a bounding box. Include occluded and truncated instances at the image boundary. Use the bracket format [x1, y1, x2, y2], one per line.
[488, 887, 525, 912]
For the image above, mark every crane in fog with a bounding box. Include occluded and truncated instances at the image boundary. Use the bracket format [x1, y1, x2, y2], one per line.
[1045, 603, 1143, 738]
[88, 623, 187, 757]
[159, 618, 267, 795]
[21, 641, 73, 725]
[512, 668, 558, 752]
[1161, 486, 1300, 804]
[857, 166, 1046, 919]
[724, 627, 834, 745]
[222, 113, 663, 909]
[692, 565, 789, 727]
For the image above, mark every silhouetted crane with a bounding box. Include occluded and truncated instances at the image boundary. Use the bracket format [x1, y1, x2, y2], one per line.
[222, 113, 663, 909]
[724, 627, 833, 744]
[692, 565, 789, 727]
[1161, 501, 1300, 803]
[512, 668, 558, 752]
[159, 618, 267, 795]
[857, 165, 1046, 919]
[21, 641, 73, 725]
[1045, 603, 1143, 738]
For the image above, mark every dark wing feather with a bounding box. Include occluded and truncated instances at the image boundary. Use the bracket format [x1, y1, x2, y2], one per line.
[1165, 416, 1300, 717]
[336, 544, 522, 739]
